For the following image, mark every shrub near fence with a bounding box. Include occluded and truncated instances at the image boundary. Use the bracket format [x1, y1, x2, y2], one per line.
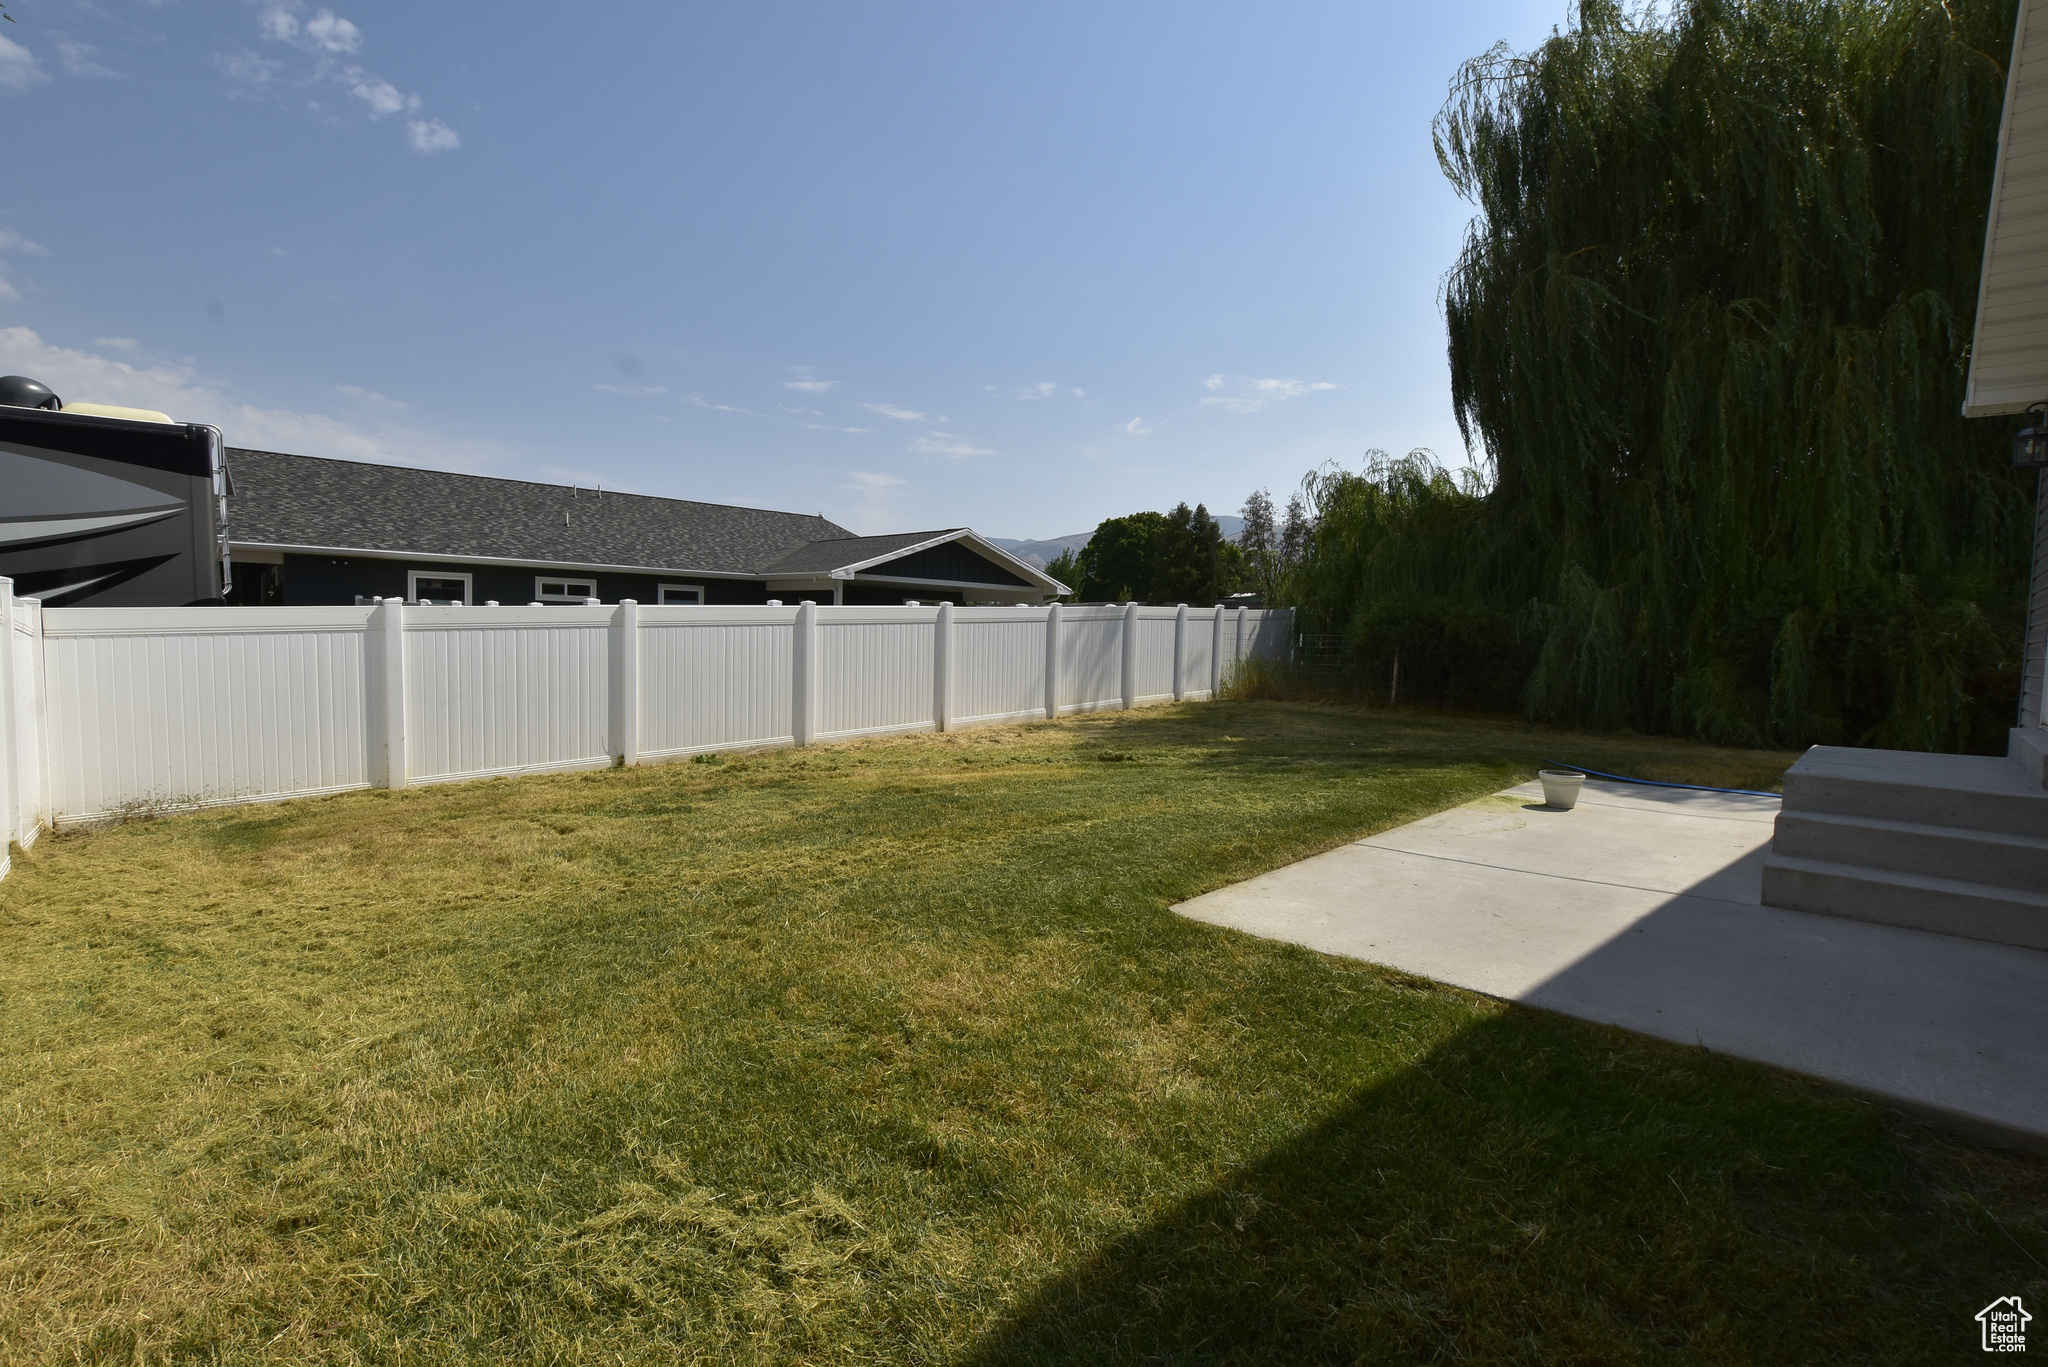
[0, 586, 1292, 866]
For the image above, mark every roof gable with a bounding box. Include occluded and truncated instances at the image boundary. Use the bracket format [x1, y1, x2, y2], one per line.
[861, 538, 1033, 587]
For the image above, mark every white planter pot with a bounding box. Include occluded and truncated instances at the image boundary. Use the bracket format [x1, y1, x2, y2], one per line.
[1539, 769, 1586, 810]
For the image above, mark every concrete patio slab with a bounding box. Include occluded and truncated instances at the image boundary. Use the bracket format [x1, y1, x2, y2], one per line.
[1175, 780, 2048, 1149]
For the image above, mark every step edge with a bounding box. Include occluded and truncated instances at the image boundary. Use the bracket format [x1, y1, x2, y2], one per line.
[1761, 853, 2048, 906]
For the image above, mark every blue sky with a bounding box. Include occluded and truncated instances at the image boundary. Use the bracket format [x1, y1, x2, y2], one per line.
[0, 0, 1565, 539]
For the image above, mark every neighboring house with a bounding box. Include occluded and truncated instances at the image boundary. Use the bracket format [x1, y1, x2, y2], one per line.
[1759, 0, 2048, 948]
[222, 449, 1066, 607]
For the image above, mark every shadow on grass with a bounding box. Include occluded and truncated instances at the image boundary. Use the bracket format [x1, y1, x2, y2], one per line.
[962, 1008, 2043, 1365]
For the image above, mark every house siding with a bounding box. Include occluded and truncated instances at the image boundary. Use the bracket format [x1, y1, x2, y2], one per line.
[864, 541, 1031, 587]
[1966, 0, 2048, 415]
[2026, 470, 2047, 728]
[277, 554, 777, 606]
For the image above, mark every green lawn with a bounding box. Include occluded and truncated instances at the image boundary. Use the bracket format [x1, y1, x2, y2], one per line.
[1, 701, 2040, 1364]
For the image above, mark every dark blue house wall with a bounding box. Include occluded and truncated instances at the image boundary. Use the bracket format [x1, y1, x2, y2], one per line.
[279, 555, 776, 606]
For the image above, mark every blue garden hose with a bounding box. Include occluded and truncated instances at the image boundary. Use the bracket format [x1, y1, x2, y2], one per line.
[1542, 761, 1778, 799]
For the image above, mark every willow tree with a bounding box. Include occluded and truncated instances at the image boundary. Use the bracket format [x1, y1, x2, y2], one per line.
[1308, 0, 2034, 750]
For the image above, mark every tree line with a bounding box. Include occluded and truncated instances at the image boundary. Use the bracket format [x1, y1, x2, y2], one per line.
[1271, 0, 2034, 754]
[1045, 491, 1312, 606]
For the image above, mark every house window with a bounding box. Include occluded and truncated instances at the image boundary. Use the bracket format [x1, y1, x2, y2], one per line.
[658, 583, 704, 605]
[535, 577, 599, 603]
[409, 571, 472, 604]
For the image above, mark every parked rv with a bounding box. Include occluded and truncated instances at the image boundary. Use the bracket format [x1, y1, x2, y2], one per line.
[0, 375, 229, 606]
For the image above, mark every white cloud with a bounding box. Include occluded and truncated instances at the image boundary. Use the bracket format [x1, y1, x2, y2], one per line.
[0, 278, 20, 303]
[784, 378, 836, 393]
[863, 402, 926, 421]
[684, 394, 756, 415]
[914, 431, 993, 458]
[259, 5, 301, 44]
[347, 69, 414, 117]
[800, 423, 874, 433]
[1071, 388, 1085, 397]
[0, 228, 49, 257]
[262, 4, 361, 54]
[844, 470, 905, 490]
[95, 337, 139, 350]
[407, 119, 459, 154]
[303, 10, 362, 54]
[0, 34, 48, 94]
[215, 48, 285, 87]
[1198, 374, 1337, 413]
[338, 384, 407, 408]
[53, 35, 120, 79]
[0, 325, 508, 473]
[1124, 417, 1151, 435]
[239, 4, 457, 154]
[592, 383, 668, 396]
[1022, 382, 1058, 399]
[264, 246, 288, 257]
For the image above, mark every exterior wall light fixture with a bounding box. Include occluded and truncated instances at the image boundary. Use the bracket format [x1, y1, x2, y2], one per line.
[2015, 402, 2048, 468]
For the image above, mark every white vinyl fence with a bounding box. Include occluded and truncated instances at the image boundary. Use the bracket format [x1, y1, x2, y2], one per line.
[0, 587, 1291, 866]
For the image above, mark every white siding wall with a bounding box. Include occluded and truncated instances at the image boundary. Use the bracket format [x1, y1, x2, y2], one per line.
[2, 600, 1293, 835]
[2026, 472, 2048, 728]
[1966, 0, 2048, 415]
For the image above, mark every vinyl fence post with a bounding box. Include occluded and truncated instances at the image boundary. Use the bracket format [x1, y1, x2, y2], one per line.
[1172, 603, 1188, 701]
[379, 596, 407, 789]
[793, 600, 817, 747]
[1235, 606, 1247, 670]
[1043, 602, 1062, 720]
[614, 599, 640, 766]
[1210, 605, 1225, 697]
[933, 601, 954, 732]
[0, 579, 15, 861]
[1121, 601, 1139, 710]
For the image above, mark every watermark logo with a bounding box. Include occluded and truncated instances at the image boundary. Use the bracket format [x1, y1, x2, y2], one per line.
[1979, 1296, 2031, 1353]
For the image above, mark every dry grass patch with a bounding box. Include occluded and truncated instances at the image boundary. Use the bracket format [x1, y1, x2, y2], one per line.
[0, 701, 2040, 1363]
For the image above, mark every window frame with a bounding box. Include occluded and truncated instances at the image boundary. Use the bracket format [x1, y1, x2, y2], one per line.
[657, 583, 705, 606]
[534, 575, 600, 604]
[408, 570, 473, 605]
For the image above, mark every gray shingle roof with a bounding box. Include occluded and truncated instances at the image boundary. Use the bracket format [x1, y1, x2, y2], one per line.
[759, 531, 960, 575]
[225, 448, 864, 576]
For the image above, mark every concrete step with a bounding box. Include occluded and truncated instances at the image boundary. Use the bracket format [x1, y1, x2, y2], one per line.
[1771, 810, 2048, 894]
[1782, 746, 2048, 838]
[1761, 853, 2048, 951]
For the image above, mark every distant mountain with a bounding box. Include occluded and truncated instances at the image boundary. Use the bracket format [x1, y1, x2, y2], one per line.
[985, 533, 1091, 569]
[987, 515, 1246, 569]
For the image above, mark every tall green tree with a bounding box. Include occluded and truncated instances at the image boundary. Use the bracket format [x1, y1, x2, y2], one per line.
[1075, 504, 1241, 603]
[1298, 0, 2034, 751]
